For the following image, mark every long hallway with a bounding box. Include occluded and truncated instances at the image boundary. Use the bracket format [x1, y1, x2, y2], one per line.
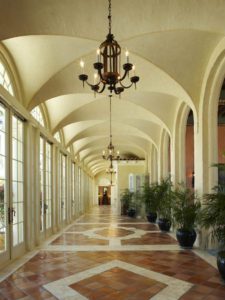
[0, 207, 224, 300]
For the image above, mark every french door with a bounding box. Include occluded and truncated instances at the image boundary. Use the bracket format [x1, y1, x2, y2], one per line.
[40, 137, 52, 239]
[59, 153, 67, 226]
[0, 103, 25, 265]
[71, 162, 76, 218]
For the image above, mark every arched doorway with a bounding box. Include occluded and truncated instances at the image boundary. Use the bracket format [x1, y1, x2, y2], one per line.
[218, 81, 225, 184]
[185, 110, 194, 189]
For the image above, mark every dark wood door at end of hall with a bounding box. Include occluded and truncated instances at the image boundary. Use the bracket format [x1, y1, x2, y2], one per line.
[98, 186, 111, 205]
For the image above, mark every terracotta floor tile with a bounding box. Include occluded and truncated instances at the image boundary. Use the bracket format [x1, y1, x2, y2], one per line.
[121, 232, 177, 245]
[0, 206, 224, 300]
[50, 233, 109, 245]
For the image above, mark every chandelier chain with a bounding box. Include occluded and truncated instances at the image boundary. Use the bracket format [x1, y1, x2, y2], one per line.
[109, 95, 112, 142]
[108, 0, 112, 34]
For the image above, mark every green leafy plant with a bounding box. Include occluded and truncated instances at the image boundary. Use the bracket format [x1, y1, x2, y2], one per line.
[157, 178, 174, 221]
[142, 183, 159, 213]
[201, 184, 225, 250]
[120, 189, 133, 215]
[172, 185, 201, 231]
[132, 190, 142, 212]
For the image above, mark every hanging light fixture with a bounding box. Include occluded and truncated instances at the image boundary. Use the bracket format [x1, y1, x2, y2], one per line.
[106, 159, 116, 186]
[106, 159, 116, 174]
[78, 0, 139, 95]
[102, 95, 120, 160]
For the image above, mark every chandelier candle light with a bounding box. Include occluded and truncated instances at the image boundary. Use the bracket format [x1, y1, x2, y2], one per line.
[78, 0, 140, 95]
[102, 95, 120, 160]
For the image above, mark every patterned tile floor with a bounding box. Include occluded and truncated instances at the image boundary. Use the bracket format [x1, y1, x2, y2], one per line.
[0, 206, 224, 299]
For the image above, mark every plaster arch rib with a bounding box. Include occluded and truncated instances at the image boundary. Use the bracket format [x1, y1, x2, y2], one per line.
[197, 40, 225, 193]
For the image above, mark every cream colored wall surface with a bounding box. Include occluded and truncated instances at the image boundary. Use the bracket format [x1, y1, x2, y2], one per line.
[118, 163, 146, 192]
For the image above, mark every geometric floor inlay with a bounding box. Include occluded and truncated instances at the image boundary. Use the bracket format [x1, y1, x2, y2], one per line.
[1, 206, 224, 300]
[95, 228, 134, 237]
[70, 267, 167, 300]
[44, 260, 193, 300]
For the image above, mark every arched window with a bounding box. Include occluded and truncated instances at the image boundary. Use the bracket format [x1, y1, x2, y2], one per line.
[31, 106, 45, 127]
[0, 60, 14, 96]
[54, 131, 61, 143]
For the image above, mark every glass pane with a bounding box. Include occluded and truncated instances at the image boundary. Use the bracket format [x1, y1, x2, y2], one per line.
[12, 160, 18, 181]
[0, 62, 4, 74]
[18, 202, 23, 223]
[18, 141, 23, 161]
[0, 156, 5, 179]
[0, 180, 5, 203]
[12, 138, 17, 160]
[18, 120, 23, 141]
[8, 84, 14, 96]
[4, 72, 10, 85]
[12, 203, 18, 224]
[0, 74, 3, 86]
[0, 232, 6, 252]
[40, 156, 44, 171]
[18, 182, 23, 202]
[0, 176, 6, 251]
[12, 117, 17, 138]
[17, 162, 23, 181]
[12, 182, 18, 202]
[54, 132, 61, 143]
[0, 131, 5, 155]
[18, 222, 24, 243]
[31, 107, 44, 126]
[13, 224, 18, 246]
[0, 105, 5, 131]
[0, 204, 5, 227]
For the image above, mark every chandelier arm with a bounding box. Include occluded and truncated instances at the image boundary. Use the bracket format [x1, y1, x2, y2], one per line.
[84, 80, 94, 87]
[112, 83, 123, 95]
[98, 69, 105, 81]
[119, 69, 129, 82]
[97, 83, 106, 93]
[119, 81, 133, 89]
[85, 80, 106, 94]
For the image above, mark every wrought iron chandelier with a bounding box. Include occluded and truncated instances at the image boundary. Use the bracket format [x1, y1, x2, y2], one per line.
[102, 95, 120, 160]
[106, 160, 116, 174]
[78, 0, 139, 95]
[106, 159, 116, 186]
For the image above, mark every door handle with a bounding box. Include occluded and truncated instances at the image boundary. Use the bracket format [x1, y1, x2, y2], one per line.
[8, 207, 15, 224]
[44, 203, 48, 214]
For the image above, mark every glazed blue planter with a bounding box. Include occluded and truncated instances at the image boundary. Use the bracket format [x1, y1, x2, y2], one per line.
[147, 212, 157, 223]
[158, 218, 171, 232]
[176, 229, 197, 248]
[217, 251, 225, 281]
[127, 208, 136, 218]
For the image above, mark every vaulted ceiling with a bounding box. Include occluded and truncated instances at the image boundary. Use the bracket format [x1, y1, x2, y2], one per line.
[1, 0, 225, 175]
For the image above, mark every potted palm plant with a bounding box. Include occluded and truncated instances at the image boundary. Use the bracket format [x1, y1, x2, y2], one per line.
[201, 184, 225, 280]
[142, 183, 158, 223]
[120, 189, 133, 216]
[172, 184, 201, 248]
[157, 178, 174, 232]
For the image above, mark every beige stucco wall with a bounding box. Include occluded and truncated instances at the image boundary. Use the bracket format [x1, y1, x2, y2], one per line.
[117, 162, 146, 192]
